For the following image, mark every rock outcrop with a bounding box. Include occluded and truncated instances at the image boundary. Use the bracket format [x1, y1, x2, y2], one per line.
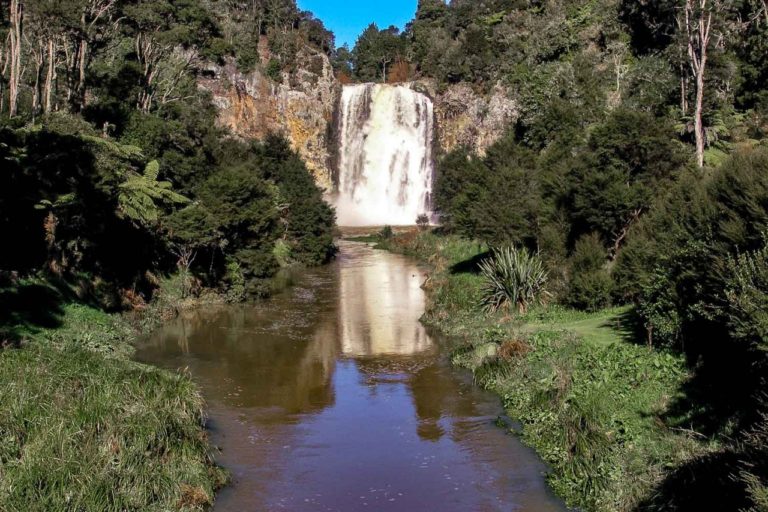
[199, 46, 516, 191]
[419, 81, 518, 157]
[198, 44, 338, 189]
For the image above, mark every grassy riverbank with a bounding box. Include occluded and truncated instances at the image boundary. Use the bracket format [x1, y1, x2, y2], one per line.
[375, 230, 714, 512]
[0, 278, 227, 511]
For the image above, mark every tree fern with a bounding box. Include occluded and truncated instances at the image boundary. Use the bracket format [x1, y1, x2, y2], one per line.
[118, 160, 188, 225]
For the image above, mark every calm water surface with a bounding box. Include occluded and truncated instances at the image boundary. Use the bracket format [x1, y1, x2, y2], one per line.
[135, 242, 566, 511]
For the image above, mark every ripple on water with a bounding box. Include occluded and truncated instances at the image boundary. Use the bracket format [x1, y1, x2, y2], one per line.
[134, 242, 567, 512]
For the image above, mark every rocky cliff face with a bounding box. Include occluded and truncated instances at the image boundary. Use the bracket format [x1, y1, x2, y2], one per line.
[198, 44, 338, 190]
[199, 47, 516, 190]
[418, 81, 518, 157]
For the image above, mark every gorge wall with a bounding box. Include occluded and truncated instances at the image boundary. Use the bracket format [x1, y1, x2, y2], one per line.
[428, 81, 518, 158]
[199, 44, 517, 197]
[198, 43, 338, 190]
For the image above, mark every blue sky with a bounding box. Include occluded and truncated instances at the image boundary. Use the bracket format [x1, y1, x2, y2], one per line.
[297, 0, 418, 48]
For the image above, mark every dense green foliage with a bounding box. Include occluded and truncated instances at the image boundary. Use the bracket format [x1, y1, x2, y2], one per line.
[365, 0, 768, 509]
[567, 234, 614, 312]
[0, 339, 225, 511]
[349, 24, 407, 82]
[217, 0, 334, 74]
[0, 2, 336, 509]
[378, 231, 699, 511]
[434, 138, 540, 247]
[2, 0, 768, 509]
[616, 148, 768, 349]
[0, 0, 336, 306]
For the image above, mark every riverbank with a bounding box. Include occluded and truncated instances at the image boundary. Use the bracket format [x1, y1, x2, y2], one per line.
[135, 240, 567, 511]
[0, 277, 228, 511]
[373, 230, 714, 512]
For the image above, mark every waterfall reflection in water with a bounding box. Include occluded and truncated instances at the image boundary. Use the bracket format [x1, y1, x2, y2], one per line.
[135, 242, 566, 512]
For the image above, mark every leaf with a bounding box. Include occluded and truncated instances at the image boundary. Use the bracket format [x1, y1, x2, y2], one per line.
[144, 160, 160, 181]
[117, 164, 188, 226]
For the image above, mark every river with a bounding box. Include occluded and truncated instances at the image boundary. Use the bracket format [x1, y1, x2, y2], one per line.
[135, 241, 566, 511]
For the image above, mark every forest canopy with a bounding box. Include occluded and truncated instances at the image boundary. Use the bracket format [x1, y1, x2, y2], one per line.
[0, 0, 337, 306]
[335, 0, 768, 510]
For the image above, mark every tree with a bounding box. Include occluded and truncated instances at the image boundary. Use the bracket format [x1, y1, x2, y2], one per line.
[434, 138, 541, 247]
[567, 233, 613, 311]
[568, 109, 687, 255]
[617, 146, 768, 347]
[331, 43, 353, 79]
[416, 214, 430, 231]
[724, 237, 768, 353]
[24, 1, 68, 116]
[253, 135, 336, 265]
[117, 160, 189, 226]
[56, 0, 121, 112]
[352, 24, 406, 82]
[8, 0, 22, 118]
[681, 0, 725, 168]
[122, 0, 218, 113]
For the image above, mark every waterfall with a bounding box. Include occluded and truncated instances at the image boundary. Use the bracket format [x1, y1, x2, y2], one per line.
[335, 84, 435, 226]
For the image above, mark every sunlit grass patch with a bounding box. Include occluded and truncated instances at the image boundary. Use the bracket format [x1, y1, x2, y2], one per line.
[383, 230, 710, 512]
[0, 291, 226, 511]
[0, 343, 226, 511]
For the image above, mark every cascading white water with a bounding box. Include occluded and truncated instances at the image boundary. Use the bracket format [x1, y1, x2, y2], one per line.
[335, 84, 435, 226]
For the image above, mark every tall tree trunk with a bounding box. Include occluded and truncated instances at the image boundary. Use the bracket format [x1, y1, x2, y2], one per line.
[693, 60, 707, 168]
[8, 0, 23, 118]
[44, 38, 55, 113]
[684, 0, 717, 170]
[136, 32, 161, 113]
[65, 37, 88, 112]
[31, 41, 45, 118]
[0, 29, 6, 114]
[70, 38, 88, 112]
[680, 63, 688, 115]
[31, 61, 41, 118]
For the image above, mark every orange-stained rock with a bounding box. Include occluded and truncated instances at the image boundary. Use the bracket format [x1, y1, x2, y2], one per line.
[198, 47, 339, 190]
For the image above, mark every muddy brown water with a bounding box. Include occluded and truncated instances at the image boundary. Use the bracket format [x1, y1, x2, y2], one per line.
[135, 241, 567, 512]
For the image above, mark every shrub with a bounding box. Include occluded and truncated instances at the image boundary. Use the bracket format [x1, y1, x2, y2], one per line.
[266, 58, 282, 82]
[619, 147, 768, 349]
[379, 225, 394, 240]
[723, 236, 768, 352]
[568, 271, 614, 312]
[479, 246, 548, 314]
[273, 239, 292, 267]
[567, 234, 613, 311]
[416, 214, 430, 231]
[224, 261, 246, 302]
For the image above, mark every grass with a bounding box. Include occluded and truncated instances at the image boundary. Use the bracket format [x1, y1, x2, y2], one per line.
[381, 230, 714, 512]
[0, 280, 227, 512]
[521, 305, 638, 346]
